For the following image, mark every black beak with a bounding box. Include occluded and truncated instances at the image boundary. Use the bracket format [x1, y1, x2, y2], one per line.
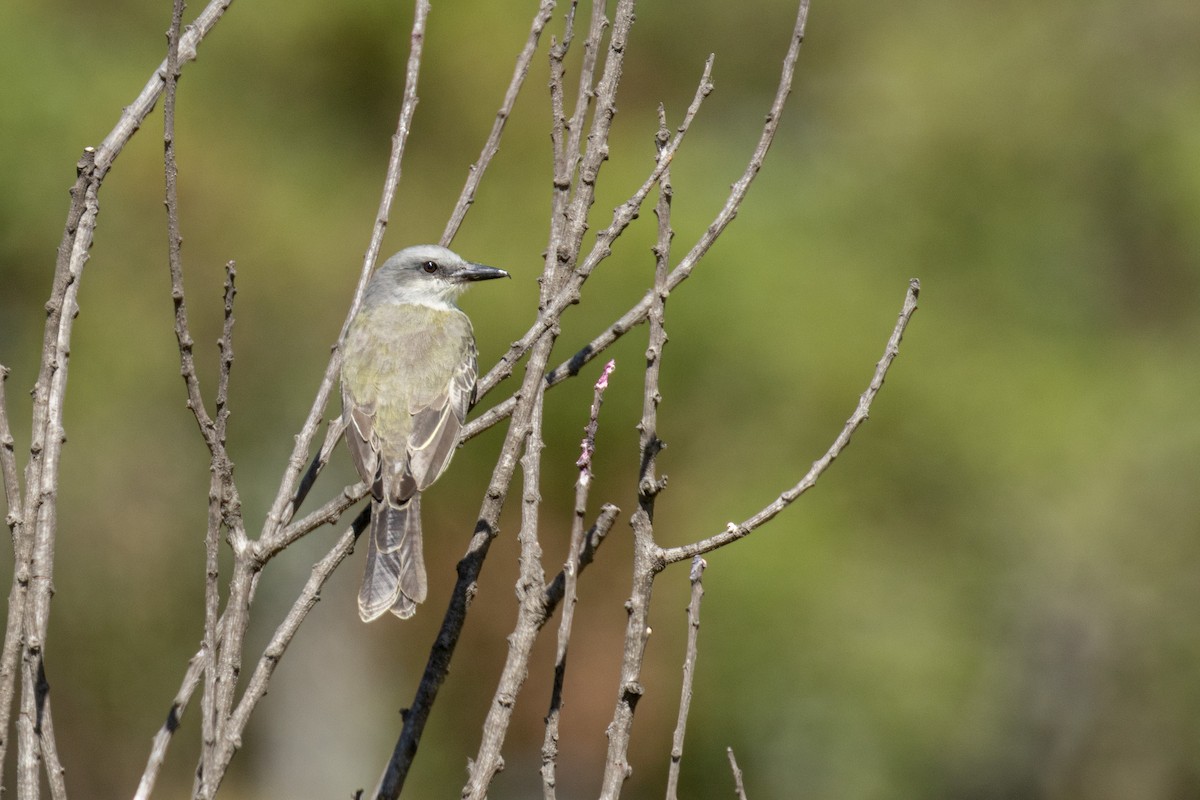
[456, 262, 510, 283]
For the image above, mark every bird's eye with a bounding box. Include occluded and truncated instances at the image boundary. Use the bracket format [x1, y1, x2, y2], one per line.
[422, 261, 439, 274]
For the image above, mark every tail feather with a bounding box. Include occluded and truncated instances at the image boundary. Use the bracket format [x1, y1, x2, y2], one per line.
[358, 495, 427, 622]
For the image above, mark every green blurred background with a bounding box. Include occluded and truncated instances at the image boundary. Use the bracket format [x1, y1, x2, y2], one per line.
[3, 0, 1200, 797]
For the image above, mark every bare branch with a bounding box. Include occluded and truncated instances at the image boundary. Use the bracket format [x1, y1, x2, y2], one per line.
[727, 747, 748, 800]
[163, 5, 215, 454]
[93, 0, 235, 179]
[8, 0, 902, 796]
[0, 365, 19, 537]
[598, 503, 660, 799]
[215, 263, 239, 532]
[471, 52, 716, 412]
[665, 557, 707, 800]
[598, 104, 677, 800]
[640, 107, 673, 513]
[269, 482, 369, 558]
[565, 1, 610, 194]
[17, 145, 102, 800]
[546, 0, 608, 280]
[459, 4, 666, 793]
[275, 418, 347, 540]
[470, 0, 808, 437]
[136, 564, 268, 800]
[556, 0, 634, 275]
[0, 364, 25, 772]
[660, 278, 921, 564]
[205, 268, 240, 778]
[160, 5, 229, 790]
[541, 361, 616, 800]
[159, 6, 255, 795]
[134, 652, 201, 800]
[462, 373, 551, 800]
[207, 513, 369, 785]
[441, 0, 558, 246]
[542, 503, 620, 613]
[38, 689, 67, 800]
[14, 3, 239, 780]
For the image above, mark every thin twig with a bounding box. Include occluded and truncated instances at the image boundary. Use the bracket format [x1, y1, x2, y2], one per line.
[134, 650, 202, 800]
[460, 4, 644, 794]
[0, 363, 26, 774]
[135, 564, 266, 799]
[546, 0, 607, 285]
[542, 503, 620, 613]
[598, 105, 676, 800]
[467, 0, 805, 434]
[564, 0, 609, 203]
[37, 683, 67, 800]
[665, 557, 707, 800]
[545, 7, 574, 281]
[93, 0, 235, 179]
[205, 512, 369, 785]
[17, 136, 106, 800]
[659, 278, 920, 564]
[727, 747, 748, 800]
[472, 52, 715, 408]
[1, 0, 229, 786]
[10, 143, 95, 799]
[161, 3, 240, 793]
[269, 482, 369, 558]
[441, 0, 558, 246]
[642, 106, 673, 514]
[204, 266, 239, 786]
[273, 418, 346, 537]
[215, 262, 239, 528]
[541, 360, 615, 800]
[0, 365, 19, 537]
[200, 262, 237, 790]
[138, 520, 361, 799]
[462, 370, 551, 800]
[556, 0, 634, 276]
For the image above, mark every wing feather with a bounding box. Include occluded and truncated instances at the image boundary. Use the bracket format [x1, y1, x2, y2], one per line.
[407, 337, 477, 491]
[342, 384, 383, 499]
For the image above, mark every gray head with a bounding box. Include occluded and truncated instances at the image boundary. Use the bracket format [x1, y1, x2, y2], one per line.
[364, 244, 509, 309]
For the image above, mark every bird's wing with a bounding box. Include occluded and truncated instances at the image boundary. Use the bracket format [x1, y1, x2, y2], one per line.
[407, 339, 477, 491]
[341, 382, 383, 500]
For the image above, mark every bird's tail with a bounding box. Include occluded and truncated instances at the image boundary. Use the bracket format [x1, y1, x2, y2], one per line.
[359, 495, 427, 622]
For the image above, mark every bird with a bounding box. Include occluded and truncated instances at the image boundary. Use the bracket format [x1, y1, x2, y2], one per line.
[340, 244, 508, 621]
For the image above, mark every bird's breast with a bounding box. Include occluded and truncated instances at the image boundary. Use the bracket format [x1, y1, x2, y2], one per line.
[342, 303, 474, 447]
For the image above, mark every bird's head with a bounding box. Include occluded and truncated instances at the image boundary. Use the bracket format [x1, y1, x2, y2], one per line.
[365, 244, 509, 309]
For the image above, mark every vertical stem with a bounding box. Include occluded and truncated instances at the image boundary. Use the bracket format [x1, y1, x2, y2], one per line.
[541, 360, 615, 799]
[598, 109, 674, 800]
[462, 382, 548, 800]
[727, 747, 748, 800]
[0, 362, 28, 778]
[17, 150, 101, 800]
[599, 526, 661, 799]
[665, 557, 706, 799]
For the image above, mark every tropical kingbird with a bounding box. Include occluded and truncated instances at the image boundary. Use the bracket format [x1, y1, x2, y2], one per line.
[340, 244, 508, 622]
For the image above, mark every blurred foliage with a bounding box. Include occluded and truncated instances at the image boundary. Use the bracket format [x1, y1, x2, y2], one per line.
[2, 0, 1200, 797]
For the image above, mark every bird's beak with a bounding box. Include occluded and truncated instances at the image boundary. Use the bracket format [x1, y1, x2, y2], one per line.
[455, 262, 510, 283]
